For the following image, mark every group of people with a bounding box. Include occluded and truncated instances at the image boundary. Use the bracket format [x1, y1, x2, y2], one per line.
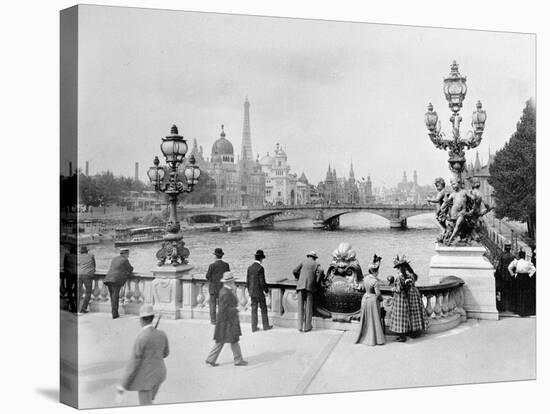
[354, 254, 428, 346]
[494, 242, 536, 317]
[62, 244, 97, 314]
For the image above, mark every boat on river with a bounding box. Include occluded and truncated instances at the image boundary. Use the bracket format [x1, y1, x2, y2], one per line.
[114, 226, 165, 247]
[218, 218, 243, 232]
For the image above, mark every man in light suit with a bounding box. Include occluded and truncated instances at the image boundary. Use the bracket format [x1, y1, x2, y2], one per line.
[205, 247, 230, 325]
[104, 248, 134, 319]
[246, 249, 272, 332]
[117, 304, 169, 405]
[293, 251, 324, 332]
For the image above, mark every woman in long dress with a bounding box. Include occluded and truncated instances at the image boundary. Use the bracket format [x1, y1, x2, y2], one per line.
[389, 255, 428, 342]
[508, 250, 536, 317]
[355, 256, 385, 346]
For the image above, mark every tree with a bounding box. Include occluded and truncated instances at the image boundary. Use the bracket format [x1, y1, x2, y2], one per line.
[488, 98, 536, 239]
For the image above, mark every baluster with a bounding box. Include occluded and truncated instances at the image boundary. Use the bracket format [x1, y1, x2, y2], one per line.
[124, 280, 134, 304]
[447, 290, 456, 314]
[424, 294, 434, 318]
[454, 288, 466, 318]
[133, 280, 142, 304]
[265, 289, 272, 310]
[196, 283, 206, 308]
[203, 285, 210, 309]
[100, 280, 109, 302]
[92, 279, 101, 302]
[441, 292, 449, 317]
[433, 293, 442, 318]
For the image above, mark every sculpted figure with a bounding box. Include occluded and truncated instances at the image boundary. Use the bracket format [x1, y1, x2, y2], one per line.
[440, 178, 471, 245]
[426, 177, 448, 241]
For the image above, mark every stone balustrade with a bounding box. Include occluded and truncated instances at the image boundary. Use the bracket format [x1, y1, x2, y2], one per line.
[61, 270, 465, 334]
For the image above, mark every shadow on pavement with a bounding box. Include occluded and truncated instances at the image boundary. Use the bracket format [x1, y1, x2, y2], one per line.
[36, 388, 58, 401]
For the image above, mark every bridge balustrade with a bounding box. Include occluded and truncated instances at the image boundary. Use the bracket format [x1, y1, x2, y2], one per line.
[61, 270, 466, 334]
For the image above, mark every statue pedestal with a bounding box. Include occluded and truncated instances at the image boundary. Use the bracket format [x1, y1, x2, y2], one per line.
[151, 264, 194, 319]
[429, 245, 498, 320]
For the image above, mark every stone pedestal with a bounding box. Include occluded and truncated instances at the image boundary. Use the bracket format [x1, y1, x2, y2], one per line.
[151, 264, 194, 319]
[429, 245, 498, 320]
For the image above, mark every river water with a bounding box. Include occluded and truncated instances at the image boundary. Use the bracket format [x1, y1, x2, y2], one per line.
[87, 213, 439, 283]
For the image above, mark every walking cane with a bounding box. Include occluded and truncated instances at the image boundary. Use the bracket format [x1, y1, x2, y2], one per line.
[155, 313, 162, 328]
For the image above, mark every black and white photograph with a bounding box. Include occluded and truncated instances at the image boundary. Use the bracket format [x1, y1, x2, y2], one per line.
[3, 1, 547, 413]
[58, 4, 539, 409]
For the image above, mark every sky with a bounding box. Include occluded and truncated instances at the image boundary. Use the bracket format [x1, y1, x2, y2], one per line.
[74, 5, 535, 188]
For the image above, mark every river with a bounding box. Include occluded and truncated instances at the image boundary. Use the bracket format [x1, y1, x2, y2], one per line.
[86, 212, 439, 283]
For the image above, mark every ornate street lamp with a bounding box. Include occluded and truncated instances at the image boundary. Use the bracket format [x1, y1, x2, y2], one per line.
[148, 124, 201, 266]
[425, 61, 487, 184]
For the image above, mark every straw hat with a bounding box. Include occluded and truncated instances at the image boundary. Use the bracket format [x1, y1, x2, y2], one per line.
[139, 304, 155, 318]
[221, 271, 236, 283]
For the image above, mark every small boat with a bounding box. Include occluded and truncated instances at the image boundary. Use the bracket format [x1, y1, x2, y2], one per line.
[219, 218, 243, 233]
[114, 226, 165, 247]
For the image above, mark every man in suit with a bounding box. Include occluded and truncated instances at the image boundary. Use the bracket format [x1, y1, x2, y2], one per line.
[246, 249, 272, 332]
[205, 247, 230, 325]
[205, 272, 248, 367]
[104, 248, 134, 319]
[117, 304, 169, 405]
[293, 251, 324, 332]
[495, 241, 515, 312]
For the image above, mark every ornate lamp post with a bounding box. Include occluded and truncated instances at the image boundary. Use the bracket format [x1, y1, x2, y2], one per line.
[147, 124, 201, 266]
[424, 61, 487, 184]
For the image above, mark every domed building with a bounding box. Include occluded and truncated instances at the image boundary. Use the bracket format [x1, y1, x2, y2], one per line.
[190, 98, 265, 208]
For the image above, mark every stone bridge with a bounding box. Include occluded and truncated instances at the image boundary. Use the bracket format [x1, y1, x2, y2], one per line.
[179, 203, 435, 229]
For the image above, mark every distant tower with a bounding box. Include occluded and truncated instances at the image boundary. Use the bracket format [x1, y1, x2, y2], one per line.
[402, 171, 407, 183]
[85, 161, 89, 176]
[413, 170, 418, 186]
[135, 162, 139, 182]
[69, 161, 73, 176]
[474, 151, 481, 171]
[241, 96, 253, 162]
[349, 159, 355, 181]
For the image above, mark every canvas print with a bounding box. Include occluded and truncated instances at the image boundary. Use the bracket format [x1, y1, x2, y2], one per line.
[60, 5, 536, 409]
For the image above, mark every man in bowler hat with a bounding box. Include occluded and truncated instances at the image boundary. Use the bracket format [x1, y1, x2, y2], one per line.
[293, 251, 325, 332]
[105, 248, 134, 319]
[205, 272, 248, 366]
[117, 304, 169, 405]
[205, 247, 230, 325]
[246, 250, 272, 332]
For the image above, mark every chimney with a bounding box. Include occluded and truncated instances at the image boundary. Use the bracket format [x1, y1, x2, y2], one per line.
[135, 162, 139, 182]
[85, 161, 89, 176]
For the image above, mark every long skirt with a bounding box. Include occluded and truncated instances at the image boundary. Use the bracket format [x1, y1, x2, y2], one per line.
[389, 287, 427, 334]
[355, 294, 385, 346]
[514, 273, 536, 317]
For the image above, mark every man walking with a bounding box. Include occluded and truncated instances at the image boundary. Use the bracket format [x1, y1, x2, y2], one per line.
[78, 245, 96, 314]
[205, 247, 230, 325]
[105, 248, 134, 319]
[205, 272, 248, 367]
[494, 241, 515, 312]
[117, 304, 169, 405]
[293, 251, 324, 332]
[246, 249, 272, 332]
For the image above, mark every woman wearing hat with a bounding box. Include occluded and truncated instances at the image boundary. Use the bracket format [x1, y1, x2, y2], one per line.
[117, 305, 169, 405]
[355, 255, 385, 346]
[389, 255, 427, 342]
[206, 272, 248, 366]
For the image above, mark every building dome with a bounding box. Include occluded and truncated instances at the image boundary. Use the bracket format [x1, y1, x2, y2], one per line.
[259, 152, 274, 166]
[211, 125, 234, 162]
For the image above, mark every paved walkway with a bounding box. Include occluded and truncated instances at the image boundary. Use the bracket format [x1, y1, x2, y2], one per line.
[63, 312, 536, 409]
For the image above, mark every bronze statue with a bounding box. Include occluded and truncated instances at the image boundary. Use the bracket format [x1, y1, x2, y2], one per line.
[437, 177, 492, 245]
[426, 177, 448, 241]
